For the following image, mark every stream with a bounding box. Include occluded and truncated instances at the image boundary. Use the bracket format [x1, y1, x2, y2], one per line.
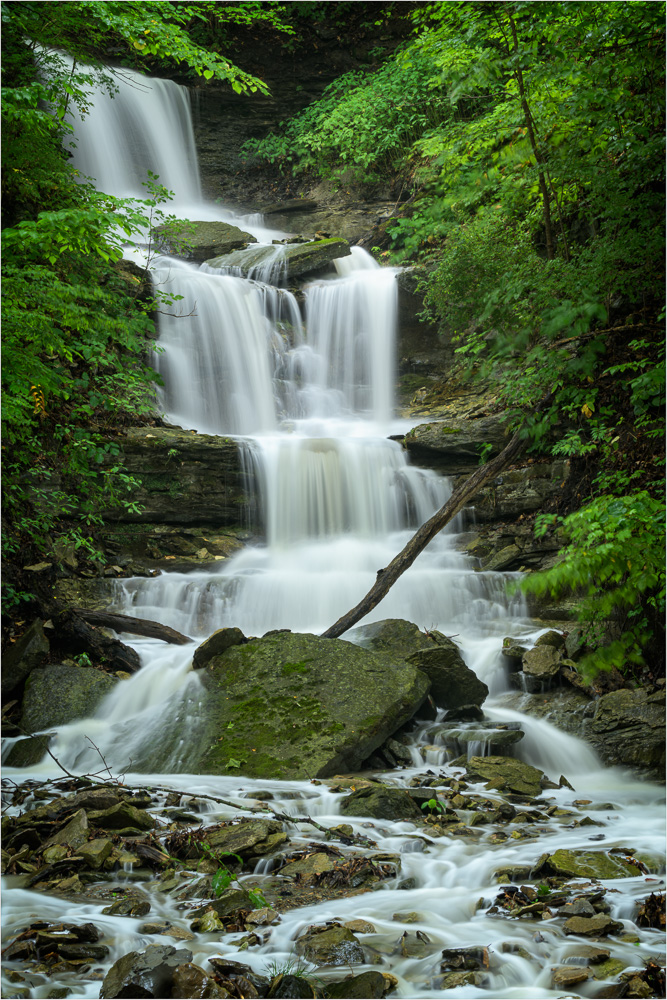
[2, 65, 665, 1000]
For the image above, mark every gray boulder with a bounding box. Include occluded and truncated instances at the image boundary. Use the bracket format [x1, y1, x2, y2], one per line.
[99, 944, 193, 998]
[193, 627, 247, 669]
[191, 631, 430, 780]
[154, 220, 257, 262]
[585, 688, 665, 777]
[2, 620, 49, 693]
[520, 645, 562, 691]
[406, 645, 489, 710]
[19, 663, 116, 733]
[404, 417, 511, 475]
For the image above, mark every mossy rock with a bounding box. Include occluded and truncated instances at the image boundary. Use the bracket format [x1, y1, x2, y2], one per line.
[339, 784, 423, 821]
[541, 848, 646, 880]
[465, 755, 547, 797]
[20, 663, 117, 733]
[191, 631, 430, 780]
[205, 237, 350, 280]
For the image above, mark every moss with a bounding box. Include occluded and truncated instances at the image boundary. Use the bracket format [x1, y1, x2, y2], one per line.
[280, 660, 312, 675]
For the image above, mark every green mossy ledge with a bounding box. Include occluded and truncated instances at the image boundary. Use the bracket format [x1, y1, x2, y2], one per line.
[193, 632, 430, 780]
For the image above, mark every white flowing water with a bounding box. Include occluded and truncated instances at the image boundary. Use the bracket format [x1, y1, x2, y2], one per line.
[3, 66, 664, 1000]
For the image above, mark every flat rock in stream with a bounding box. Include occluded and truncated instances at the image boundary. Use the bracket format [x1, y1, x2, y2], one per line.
[205, 237, 350, 280]
[154, 219, 257, 262]
[191, 631, 430, 780]
[464, 755, 547, 797]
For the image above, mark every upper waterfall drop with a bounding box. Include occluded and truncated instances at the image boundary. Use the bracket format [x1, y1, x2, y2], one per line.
[66, 64, 201, 204]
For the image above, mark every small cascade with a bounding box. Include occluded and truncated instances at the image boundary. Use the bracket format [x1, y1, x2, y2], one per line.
[305, 253, 398, 422]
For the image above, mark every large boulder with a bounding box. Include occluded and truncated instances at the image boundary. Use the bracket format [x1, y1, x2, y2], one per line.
[205, 237, 350, 281]
[350, 618, 437, 659]
[404, 417, 511, 475]
[2, 619, 49, 694]
[154, 220, 257, 262]
[406, 646, 489, 710]
[100, 944, 193, 998]
[20, 663, 116, 733]
[585, 688, 665, 777]
[191, 631, 430, 780]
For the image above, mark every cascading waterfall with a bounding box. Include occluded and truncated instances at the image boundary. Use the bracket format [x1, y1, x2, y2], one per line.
[3, 64, 664, 1000]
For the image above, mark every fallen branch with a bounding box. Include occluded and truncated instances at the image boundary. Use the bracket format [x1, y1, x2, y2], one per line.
[72, 608, 190, 645]
[322, 425, 529, 639]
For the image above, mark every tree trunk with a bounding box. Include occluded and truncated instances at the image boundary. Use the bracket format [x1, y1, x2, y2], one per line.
[321, 427, 527, 640]
[507, 13, 555, 261]
[72, 608, 190, 645]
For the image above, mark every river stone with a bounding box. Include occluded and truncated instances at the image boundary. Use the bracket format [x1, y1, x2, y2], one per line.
[20, 662, 116, 733]
[540, 849, 645, 880]
[193, 627, 247, 669]
[42, 809, 89, 851]
[154, 220, 257, 262]
[535, 629, 565, 649]
[99, 943, 193, 998]
[192, 887, 253, 920]
[280, 853, 336, 877]
[192, 631, 430, 780]
[205, 237, 351, 280]
[203, 819, 287, 859]
[2, 619, 49, 693]
[295, 925, 364, 966]
[350, 618, 436, 658]
[77, 838, 113, 869]
[339, 784, 423, 821]
[171, 962, 231, 998]
[406, 646, 488, 710]
[586, 688, 665, 777]
[326, 971, 386, 998]
[465, 756, 546, 797]
[552, 966, 591, 987]
[520, 645, 562, 690]
[87, 802, 154, 832]
[563, 913, 624, 937]
[267, 975, 317, 999]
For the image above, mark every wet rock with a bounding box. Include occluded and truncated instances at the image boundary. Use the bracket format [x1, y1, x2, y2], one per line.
[552, 966, 591, 987]
[154, 220, 257, 262]
[326, 972, 385, 998]
[406, 646, 488, 710]
[586, 688, 666, 777]
[77, 838, 113, 869]
[103, 896, 151, 917]
[267, 975, 317, 999]
[191, 909, 225, 933]
[171, 962, 232, 998]
[193, 628, 247, 669]
[19, 663, 117, 733]
[2, 620, 49, 694]
[535, 629, 566, 649]
[344, 919, 376, 934]
[563, 913, 624, 937]
[205, 237, 350, 280]
[501, 638, 529, 664]
[438, 725, 524, 753]
[404, 417, 511, 475]
[520, 645, 562, 690]
[194, 819, 287, 860]
[465, 756, 547, 797]
[191, 887, 253, 920]
[99, 943, 194, 998]
[110, 427, 248, 527]
[567, 944, 611, 964]
[537, 849, 645, 880]
[194, 631, 430, 780]
[280, 853, 336, 878]
[558, 898, 596, 917]
[87, 802, 154, 832]
[339, 784, 422, 821]
[434, 970, 485, 989]
[350, 618, 436, 659]
[440, 946, 490, 971]
[42, 809, 89, 851]
[295, 924, 365, 966]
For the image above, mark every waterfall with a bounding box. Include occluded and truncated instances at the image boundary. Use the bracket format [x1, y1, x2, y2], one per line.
[4, 64, 664, 1000]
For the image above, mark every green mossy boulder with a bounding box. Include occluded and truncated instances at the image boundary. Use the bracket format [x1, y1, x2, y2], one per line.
[540, 848, 646, 880]
[191, 631, 430, 780]
[464, 755, 547, 797]
[339, 784, 423, 821]
[154, 220, 257, 262]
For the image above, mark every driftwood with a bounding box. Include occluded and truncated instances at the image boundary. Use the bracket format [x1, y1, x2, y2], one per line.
[54, 608, 142, 674]
[72, 608, 190, 645]
[322, 426, 528, 640]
